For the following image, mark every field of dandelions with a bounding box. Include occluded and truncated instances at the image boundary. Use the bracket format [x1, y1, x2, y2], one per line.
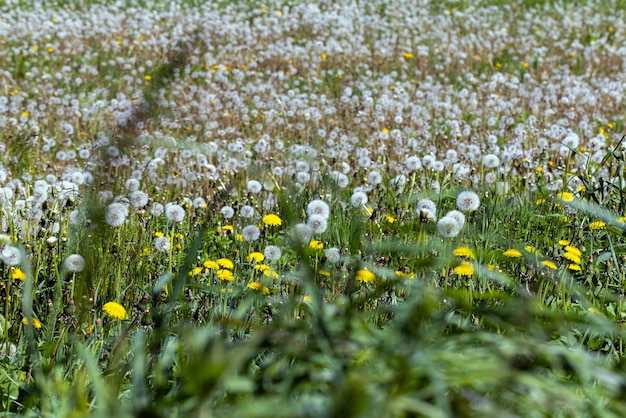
[3, 0, 626, 416]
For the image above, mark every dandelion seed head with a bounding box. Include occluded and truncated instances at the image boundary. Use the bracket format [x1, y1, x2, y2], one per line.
[456, 191, 481, 212]
[65, 254, 85, 272]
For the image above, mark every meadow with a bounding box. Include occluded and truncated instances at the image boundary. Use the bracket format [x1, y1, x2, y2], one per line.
[2, 0, 626, 416]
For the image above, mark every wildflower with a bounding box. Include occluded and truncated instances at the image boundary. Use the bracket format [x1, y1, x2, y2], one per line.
[240, 205, 255, 218]
[263, 245, 282, 261]
[150, 203, 164, 216]
[557, 192, 574, 202]
[307, 199, 330, 219]
[453, 247, 475, 259]
[254, 264, 270, 273]
[217, 258, 234, 269]
[12, 267, 26, 280]
[619, 216, 626, 223]
[456, 191, 481, 212]
[319, 270, 331, 277]
[568, 264, 582, 271]
[396, 271, 415, 279]
[444, 210, 465, 228]
[541, 260, 557, 270]
[220, 206, 235, 218]
[64, 254, 86, 272]
[203, 260, 219, 270]
[1, 246, 21, 266]
[453, 262, 474, 277]
[102, 302, 126, 320]
[564, 246, 581, 256]
[309, 240, 324, 249]
[105, 202, 128, 227]
[129, 190, 149, 208]
[247, 180, 262, 194]
[563, 252, 581, 264]
[350, 191, 368, 208]
[525, 245, 536, 254]
[437, 216, 462, 238]
[262, 214, 282, 226]
[153, 236, 171, 253]
[307, 214, 328, 234]
[356, 269, 375, 283]
[302, 295, 312, 303]
[589, 221, 606, 230]
[217, 269, 234, 281]
[325, 247, 341, 263]
[247, 282, 263, 291]
[291, 223, 313, 246]
[559, 239, 571, 246]
[165, 203, 185, 222]
[242, 225, 261, 242]
[385, 215, 395, 223]
[482, 154, 500, 168]
[503, 249, 522, 258]
[247, 252, 265, 263]
[22, 317, 42, 328]
[416, 198, 437, 221]
[188, 266, 203, 276]
[404, 156, 422, 171]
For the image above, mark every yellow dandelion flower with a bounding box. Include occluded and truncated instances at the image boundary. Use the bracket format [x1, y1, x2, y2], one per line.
[541, 260, 557, 270]
[188, 266, 203, 276]
[154, 231, 164, 237]
[247, 252, 265, 263]
[559, 239, 570, 246]
[12, 267, 26, 281]
[563, 252, 581, 264]
[564, 246, 581, 256]
[254, 264, 270, 273]
[303, 295, 312, 303]
[217, 269, 234, 281]
[385, 215, 395, 223]
[453, 262, 474, 277]
[222, 225, 234, 232]
[319, 270, 331, 277]
[264, 270, 279, 279]
[453, 246, 475, 260]
[309, 240, 323, 249]
[247, 282, 262, 291]
[262, 214, 282, 226]
[536, 198, 546, 204]
[217, 258, 234, 269]
[203, 260, 219, 270]
[396, 271, 415, 279]
[619, 216, 626, 223]
[102, 302, 126, 320]
[22, 317, 42, 329]
[557, 192, 574, 202]
[524, 245, 536, 254]
[356, 269, 375, 283]
[403, 51, 414, 58]
[589, 221, 605, 230]
[568, 264, 582, 271]
[503, 249, 522, 258]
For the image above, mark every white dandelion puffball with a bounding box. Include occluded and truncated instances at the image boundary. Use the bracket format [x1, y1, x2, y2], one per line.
[307, 214, 328, 234]
[350, 191, 368, 208]
[240, 205, 255, 218]
[153, 236, 171, 253]
[220, 206, 235, 218]
[307, 199, 330, 219]
[1, 246, 21, 266]
[456, 191, 481, 212]
[247, 180, 263, 194]
[165, 203, 185, 222]
[65, 254, 86, 273]
[416, 198, 437, 221]
[324, 247, 341, 263]
[437, 216, 462, 238]
[444, 210, 466, 228]
[150, 203, 164, 217]
[242, 225, 261, 242]
[105, 202, 128, 227]
[129, 190, 149, 208]
[291, 223, 313, 246]
[263, 245, 282, 261]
